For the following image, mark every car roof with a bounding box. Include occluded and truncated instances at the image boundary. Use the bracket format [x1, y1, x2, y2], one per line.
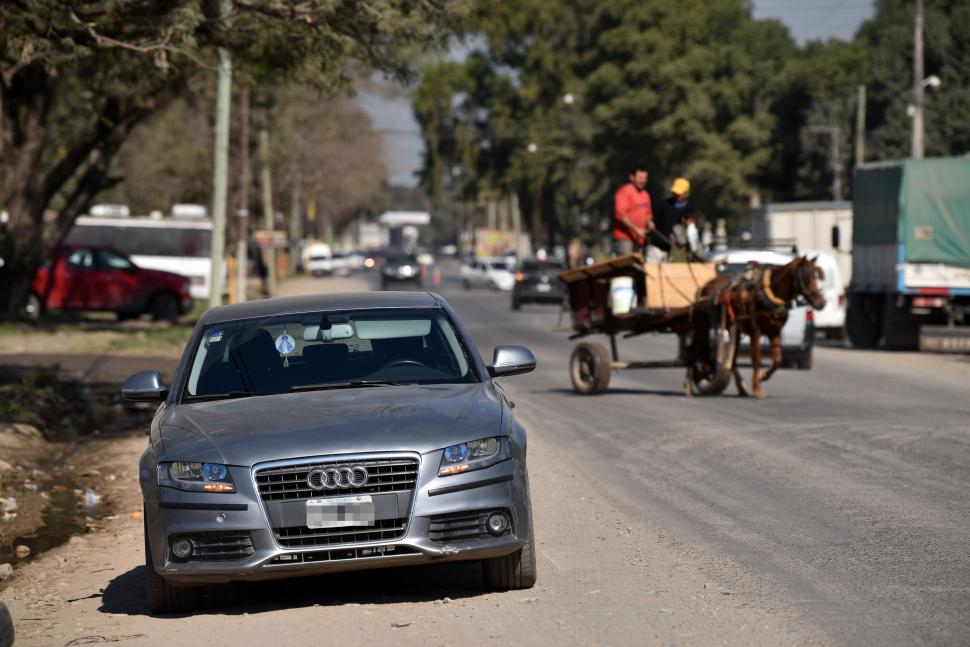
[200, 291, 440, 325]
[712, 249, 794, 265]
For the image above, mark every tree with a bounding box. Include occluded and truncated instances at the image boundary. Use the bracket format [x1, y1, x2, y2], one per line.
[0, 0, 458, 317]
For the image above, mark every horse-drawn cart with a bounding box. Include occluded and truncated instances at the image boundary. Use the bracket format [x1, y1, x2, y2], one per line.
[558, 254, 737, 396]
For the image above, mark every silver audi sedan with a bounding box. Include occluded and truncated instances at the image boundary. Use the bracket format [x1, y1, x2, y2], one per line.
[124, 292, 537, 614]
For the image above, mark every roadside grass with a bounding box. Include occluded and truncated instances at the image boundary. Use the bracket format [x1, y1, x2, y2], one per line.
[0, 302, 207, 358]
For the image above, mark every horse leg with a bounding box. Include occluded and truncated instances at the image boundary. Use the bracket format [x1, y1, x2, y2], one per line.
[762, 334, 783, 382]
[683, 334, 695, 397]
[751, 324, 765, 398]
[733, 363, 749, 396]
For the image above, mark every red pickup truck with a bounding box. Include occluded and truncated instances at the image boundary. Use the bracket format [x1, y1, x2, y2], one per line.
[31, 245, 194, 321]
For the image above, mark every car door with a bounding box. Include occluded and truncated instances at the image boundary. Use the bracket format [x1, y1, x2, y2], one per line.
[95, 249, 142, 312]
[59, 248, 96, 310]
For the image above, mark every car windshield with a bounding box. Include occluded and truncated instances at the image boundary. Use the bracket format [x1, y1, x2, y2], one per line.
[183, 308, 476, 400]
[388, 254, 417, 265]
[522, 259, 565, 271]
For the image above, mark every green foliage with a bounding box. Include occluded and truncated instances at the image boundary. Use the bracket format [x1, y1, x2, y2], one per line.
[0, 0, 461, 316]
[413, 0, 970, 244]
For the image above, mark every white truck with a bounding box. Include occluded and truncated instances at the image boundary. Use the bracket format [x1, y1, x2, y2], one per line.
[750, 201, 852, 286]
[847, 156, 970, 351]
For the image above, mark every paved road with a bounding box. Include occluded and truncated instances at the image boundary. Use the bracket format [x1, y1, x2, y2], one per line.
[430, 274, 970, 646]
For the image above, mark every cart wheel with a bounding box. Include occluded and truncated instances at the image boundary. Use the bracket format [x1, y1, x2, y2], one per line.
[570, 342, 611, 395]
[691, 306, 737, 396]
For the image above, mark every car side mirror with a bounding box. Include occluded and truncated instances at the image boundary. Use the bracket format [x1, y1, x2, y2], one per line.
[122, 370, 168, 402]
[487, 346, 536, 378]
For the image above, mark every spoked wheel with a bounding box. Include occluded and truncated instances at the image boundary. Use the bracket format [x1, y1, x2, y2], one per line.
[570, 341, 611, 395]
[690, 306, 737, 395]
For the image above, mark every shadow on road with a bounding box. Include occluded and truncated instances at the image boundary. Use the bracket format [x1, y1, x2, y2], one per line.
[539, 387, 688, 398]
[100, 561, 486, 617]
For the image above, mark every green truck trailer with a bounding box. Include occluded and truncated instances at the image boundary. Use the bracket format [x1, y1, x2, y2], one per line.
[848, 155, 970, 350]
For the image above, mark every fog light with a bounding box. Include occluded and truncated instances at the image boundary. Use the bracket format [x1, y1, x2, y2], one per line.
[171, 537, 193, 560]
[486, 512, 510, 536]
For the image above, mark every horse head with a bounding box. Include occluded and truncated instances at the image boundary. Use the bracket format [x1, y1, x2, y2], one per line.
[794, 256, 826, 310]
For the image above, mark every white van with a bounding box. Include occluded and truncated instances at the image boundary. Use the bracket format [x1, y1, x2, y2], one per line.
[805, 250, 846, 336]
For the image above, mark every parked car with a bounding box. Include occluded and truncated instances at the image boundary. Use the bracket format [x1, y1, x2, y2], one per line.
[31, 245, 193, 321]
[511, 257, 567, 309]
[380, 251, 422, 289]
[125, 291, 538, 613]
[461, 257, 516, 291]
[305, 242, 333, 276]
[711, 250, 815, 369]
[805, 250, 846, 338]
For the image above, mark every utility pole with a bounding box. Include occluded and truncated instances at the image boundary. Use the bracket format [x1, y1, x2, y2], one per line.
[289, 174, 302, 275]
[258, 126, 276, 296]
[236, 88, 251, 303]
[810, 125, 843, 201]
[208, 0, 232, 309]
[911, 0, 925, 159]
[855, 84, 866, 169]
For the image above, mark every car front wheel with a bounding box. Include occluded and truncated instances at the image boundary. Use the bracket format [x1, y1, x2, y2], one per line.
[145, 512, 202, 614]
[482, 505, 537, 590]
[148, 292, 179, 322]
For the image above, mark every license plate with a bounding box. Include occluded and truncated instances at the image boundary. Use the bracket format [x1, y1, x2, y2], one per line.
[306, 495, 375, 529]
[537, 283, 551, 292]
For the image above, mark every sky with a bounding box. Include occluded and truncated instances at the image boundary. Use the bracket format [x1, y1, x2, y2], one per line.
[355, 0, 876, 188]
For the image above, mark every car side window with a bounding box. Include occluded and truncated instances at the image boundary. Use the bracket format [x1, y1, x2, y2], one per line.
[65, 249, 94, 269]
[97, 250, 133, 270]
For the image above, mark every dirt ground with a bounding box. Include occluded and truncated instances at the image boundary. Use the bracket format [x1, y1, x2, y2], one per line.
[0, 422, 819, 647]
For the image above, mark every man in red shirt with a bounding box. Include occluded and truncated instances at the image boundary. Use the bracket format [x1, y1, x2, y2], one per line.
[613, 165, 654, 256]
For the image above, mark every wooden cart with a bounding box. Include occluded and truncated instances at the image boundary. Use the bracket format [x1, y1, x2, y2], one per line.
[558, 254, 737, 396]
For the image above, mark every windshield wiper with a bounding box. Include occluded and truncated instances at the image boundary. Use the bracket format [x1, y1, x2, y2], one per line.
[290, 379, 415, 392]
[183, 390, 255, 402]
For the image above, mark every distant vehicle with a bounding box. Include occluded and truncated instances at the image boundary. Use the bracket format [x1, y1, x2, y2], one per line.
[805, 250, 845, 337]
[381, 252, 422, 289]
[749, 201, 853, 287]
[711, 250, 815, 370]
[461, 257, 516, 291]
[511, 258, 567, 309]
[31, 245, 193, 321]
[849, 157, 970, 350]
[305, 242, 333, 276]
[66, 215, 213, 300]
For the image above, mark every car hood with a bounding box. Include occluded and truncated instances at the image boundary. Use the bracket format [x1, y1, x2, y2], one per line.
[157, 383, 505, 466]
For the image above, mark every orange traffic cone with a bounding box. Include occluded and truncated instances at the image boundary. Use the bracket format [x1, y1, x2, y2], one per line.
[432, 266, 442, 286]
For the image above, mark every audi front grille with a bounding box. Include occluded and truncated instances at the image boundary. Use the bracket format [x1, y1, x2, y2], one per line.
[274, 518, 408, 548]
[255, 458, 419, 502]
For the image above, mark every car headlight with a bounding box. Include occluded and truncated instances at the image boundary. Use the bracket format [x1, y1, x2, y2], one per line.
[438, 437, 511, 476]
[158, 461, 236, 492]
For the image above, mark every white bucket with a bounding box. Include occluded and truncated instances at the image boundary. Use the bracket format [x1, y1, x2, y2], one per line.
[609, 276, 636, 315]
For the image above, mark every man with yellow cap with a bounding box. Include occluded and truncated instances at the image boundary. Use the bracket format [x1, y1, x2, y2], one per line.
[646, 177, 689, 262]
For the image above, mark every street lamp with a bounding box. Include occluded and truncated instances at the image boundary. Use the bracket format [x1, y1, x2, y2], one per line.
[527, 142, 538, 154]
[907, 75, 942, 117]
[562, 93, 575, 106]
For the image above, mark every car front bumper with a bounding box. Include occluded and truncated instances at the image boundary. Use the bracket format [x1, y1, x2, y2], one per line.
[144, 453, 529, 585]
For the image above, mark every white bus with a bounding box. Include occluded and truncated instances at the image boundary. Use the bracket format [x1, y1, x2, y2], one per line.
[66, 215, 213, 300]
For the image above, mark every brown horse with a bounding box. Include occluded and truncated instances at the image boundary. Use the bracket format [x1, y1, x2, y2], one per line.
[684, 256, 826, 398]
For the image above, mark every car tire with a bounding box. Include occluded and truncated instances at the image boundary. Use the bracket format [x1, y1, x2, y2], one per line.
[569, 341, 611, 395]
[795, 347, 813, 370]
[0, 600, 14, 647]
[145, 510, 202, 615]
[148, 292, 179, 323]
[462, 279, 471, 290]
[846, 294, 881, 349]
[482, 504, 536, 590]
[25, 292, 42, 320]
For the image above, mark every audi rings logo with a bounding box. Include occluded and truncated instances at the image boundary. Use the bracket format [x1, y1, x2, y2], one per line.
[307, 466, 369, 490]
